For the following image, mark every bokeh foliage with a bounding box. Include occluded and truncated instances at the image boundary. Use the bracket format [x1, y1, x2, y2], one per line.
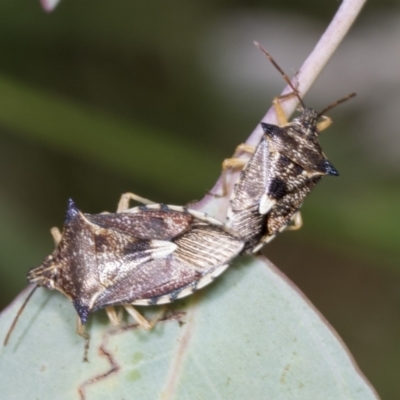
[0, 1, 398, 398]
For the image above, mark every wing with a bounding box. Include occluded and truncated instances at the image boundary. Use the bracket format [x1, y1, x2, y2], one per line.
[93, 231, 177, 289]
[92, 219, 244, 309]
[85, 205, 194, 240]
[226, 137, 271, 250]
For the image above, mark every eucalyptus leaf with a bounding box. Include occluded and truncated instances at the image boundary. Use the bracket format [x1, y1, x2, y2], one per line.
[0, 256, 378, 400]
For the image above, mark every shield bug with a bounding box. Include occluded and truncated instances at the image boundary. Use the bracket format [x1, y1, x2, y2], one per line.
[4, 193, 244, 347]
[224, 43, 355, 253]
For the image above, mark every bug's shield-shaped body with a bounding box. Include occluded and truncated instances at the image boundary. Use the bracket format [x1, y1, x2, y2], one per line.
[227, 108, 338, 253]
[28, 200, 244, 324]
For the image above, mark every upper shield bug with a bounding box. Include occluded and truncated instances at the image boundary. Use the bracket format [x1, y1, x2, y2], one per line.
[223, 42, 355, 253]
[4, 192, 244, 347]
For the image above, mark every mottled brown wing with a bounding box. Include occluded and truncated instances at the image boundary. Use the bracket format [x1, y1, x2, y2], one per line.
[93, 256, 201, 309]
[92, 226, 177, 290]
[92, 220, 244, 309]
[226, 137, 270, 250]
[85, 207, 194, 240]
[173, 220, 243, 271]
[229, 137, 270, 213]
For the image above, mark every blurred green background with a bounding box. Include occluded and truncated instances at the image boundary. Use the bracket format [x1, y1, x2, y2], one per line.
[0, 0, 398, 398]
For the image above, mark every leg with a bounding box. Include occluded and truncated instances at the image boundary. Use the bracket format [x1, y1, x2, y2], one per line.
[285, 211, 303, 231]
[123, 305, 151, 330]
[123, 304, 167, 330]
[272, 91, 299, 127]
[76, 317, 90, 362]
[50, 227, 62, 246]
[117, 192, 156, 213]
[211, 143, 255, 198]
[105, 306, 121, 326]
[317, 116, 332, 132]
[234, 143, 256, 155]
[222, 144, 255, 173]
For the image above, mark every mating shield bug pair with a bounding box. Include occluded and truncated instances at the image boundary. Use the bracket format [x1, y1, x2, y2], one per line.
[3, 43, 354, 347]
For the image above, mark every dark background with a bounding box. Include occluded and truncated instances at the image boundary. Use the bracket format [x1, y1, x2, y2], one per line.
[0, 1, 398, 398]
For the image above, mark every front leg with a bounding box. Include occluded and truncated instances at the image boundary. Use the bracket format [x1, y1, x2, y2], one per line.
[50, 227, 62, 245]
[316, 116, 332, 132]
[272, 91, 300, 127]
[76, 317, 90, 362]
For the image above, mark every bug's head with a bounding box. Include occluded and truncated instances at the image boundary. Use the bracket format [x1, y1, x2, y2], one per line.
[295, 108, 319, 137]
[26, 199, 81, 291]
[27, 254, 59, 290]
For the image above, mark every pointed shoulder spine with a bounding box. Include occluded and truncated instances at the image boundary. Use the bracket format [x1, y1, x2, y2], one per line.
[65, 198, 80, 224]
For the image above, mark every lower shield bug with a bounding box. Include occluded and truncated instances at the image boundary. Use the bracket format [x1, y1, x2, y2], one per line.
[223, 43, 355, 253]
[4, 193, 244, 347]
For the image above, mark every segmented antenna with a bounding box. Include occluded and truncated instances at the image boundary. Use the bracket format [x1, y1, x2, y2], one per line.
[254, 40, 305, 109]
[3, 285, 38, 346]
[254, 41, 356, 118]
[317, 92, 356, 117]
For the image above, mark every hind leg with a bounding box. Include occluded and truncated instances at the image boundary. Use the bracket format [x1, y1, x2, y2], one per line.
[211, 143, 256, 198]
[117, 192, 156, 212]
[284, 211, 303, 231]
[123, 304, 166, 330]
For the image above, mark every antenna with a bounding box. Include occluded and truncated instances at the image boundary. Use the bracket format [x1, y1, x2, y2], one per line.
[318, 92, 356, 117]
[3, 285, 38, 346]
[254, 41, 305, 109]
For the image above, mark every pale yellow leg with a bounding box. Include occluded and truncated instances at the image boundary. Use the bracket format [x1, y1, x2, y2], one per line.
[223, 143, 256, 166]
[123, 304, 167, 330]
[235, 143, 256, 154]
[105, 306, 121, 326]
[76, 317, 89, 338]
[272, 91, 300, 127]
[117, 192, 156, 213]
[211, 143, 256, 198]
[275, 92, 333, 133]
[285, 211, 303, 231]
[222, 157, 248, 170]
[317, 116, 332, 132]
[146, 306, 167, 329]
[123, 305, 152, 330]
[76, 317, 90, 362]
[254, 211, 302, 252]
[50, 227, 62, 245]
[214, 158, 247, 198]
